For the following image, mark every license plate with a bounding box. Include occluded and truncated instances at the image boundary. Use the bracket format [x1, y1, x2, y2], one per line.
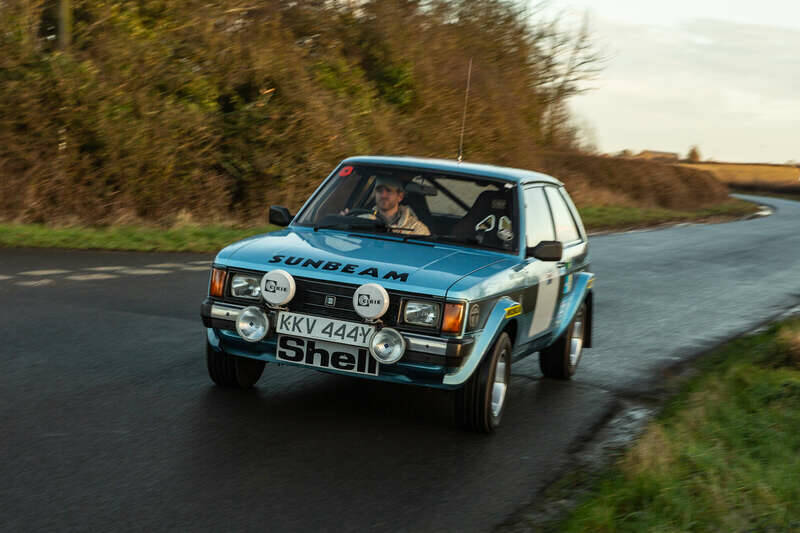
[276, 336, 379, 376]
[275, 311, 375, 347]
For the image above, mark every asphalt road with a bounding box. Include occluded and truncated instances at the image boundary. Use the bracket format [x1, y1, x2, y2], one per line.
[2, 194, 799, 532]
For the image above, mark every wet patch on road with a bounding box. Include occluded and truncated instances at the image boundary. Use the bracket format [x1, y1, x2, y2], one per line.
[496, 397, 656, 533]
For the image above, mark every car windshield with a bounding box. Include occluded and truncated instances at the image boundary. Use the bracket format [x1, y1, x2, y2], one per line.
[293, 164, 518, 252]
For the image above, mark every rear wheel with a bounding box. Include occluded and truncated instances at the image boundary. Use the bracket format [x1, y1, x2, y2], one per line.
[539, 302, 586, 379]
[456, 332, 512, 433]
[206, 341, 265, 389]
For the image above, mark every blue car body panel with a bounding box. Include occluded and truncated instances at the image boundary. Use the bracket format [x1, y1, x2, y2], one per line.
[218, 227, 512, 297]
[203, 156, 592, 390]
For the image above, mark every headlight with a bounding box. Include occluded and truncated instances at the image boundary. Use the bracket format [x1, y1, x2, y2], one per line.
[369, 327, 405, 364]
[404, 301, 440, 326]
[235, 306, 270, 342]
[230, 274, 261, 299]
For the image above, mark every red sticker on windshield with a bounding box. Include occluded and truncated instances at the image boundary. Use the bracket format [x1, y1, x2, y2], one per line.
[338, 166, 354, 177]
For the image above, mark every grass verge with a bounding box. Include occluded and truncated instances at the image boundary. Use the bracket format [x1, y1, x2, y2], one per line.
[578, 199, 760, 233]
[557, 318, 800, 532]
[0, 200, 760, 253]
[0, 223, 279, 253]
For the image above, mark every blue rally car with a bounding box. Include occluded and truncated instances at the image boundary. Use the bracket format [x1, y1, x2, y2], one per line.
[201, 156, 594, 432]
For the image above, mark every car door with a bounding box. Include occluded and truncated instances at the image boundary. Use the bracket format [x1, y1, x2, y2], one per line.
[521, 186, 561, 340]
[543, 186, 589, 309]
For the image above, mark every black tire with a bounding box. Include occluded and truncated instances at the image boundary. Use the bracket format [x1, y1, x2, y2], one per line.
[455, 331, 512, 433]
[206, 341, 265, 389]
[539, 301, 586, 380]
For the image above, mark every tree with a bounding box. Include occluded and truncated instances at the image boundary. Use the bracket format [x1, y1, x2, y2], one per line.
[687, 145, 701, 163]
[58, 0, 71, 50]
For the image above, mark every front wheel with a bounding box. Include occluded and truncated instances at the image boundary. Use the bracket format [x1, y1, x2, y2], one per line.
[455, 331, 512, 433]
[539, 301, 586, 379]
[206, 341, 265, 389]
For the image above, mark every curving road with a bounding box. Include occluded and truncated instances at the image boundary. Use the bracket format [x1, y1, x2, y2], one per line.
[1, 195, 799, 532]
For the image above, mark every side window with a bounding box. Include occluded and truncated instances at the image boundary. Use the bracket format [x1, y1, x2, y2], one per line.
[544, 187, 581, 243]
[523, 187, 555, 248]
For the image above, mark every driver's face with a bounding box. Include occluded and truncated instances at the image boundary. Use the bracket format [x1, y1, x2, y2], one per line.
[375, 185, 403, 213]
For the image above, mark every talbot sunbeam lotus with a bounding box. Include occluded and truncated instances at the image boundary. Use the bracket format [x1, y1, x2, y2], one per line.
[201, 156, 594, 433]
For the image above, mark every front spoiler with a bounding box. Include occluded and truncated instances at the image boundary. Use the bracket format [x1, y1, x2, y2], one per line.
[202, 299, 475, 389]
[207, 328, 465, 389]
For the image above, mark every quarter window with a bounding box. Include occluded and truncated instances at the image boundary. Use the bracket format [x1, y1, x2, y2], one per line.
[544, 187, 581, 243]
[559, 187, 586, 238]
[523, 187, 555, 247]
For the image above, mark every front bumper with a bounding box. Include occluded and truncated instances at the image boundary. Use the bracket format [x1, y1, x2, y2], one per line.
[201, 298, 474, 389]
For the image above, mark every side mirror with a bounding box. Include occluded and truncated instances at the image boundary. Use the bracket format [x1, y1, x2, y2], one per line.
[526, 241, 563, 262]
[269, 205, 293, 227]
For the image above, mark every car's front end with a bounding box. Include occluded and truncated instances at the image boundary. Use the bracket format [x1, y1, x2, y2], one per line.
[200, 227, 516, 389]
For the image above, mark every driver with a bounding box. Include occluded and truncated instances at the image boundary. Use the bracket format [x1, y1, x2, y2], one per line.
[369, 176, 430, 236]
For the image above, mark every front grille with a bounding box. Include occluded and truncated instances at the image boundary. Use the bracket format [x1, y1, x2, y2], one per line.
[224, 270, 443, 333]
[288, 277, 402, 325]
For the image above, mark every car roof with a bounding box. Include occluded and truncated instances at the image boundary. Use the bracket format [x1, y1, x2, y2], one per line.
[341, 155, 563, 186]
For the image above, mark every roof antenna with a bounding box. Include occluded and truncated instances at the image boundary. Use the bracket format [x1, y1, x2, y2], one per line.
[457, 57, 473, 163]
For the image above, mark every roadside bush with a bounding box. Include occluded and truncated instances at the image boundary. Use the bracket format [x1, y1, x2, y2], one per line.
[536, 153, 730, 210]
[1, 0, 724, 226]
[776, 322, 800, 369]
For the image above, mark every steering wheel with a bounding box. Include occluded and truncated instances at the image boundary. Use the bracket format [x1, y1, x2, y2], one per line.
[343, 208, 372, 216]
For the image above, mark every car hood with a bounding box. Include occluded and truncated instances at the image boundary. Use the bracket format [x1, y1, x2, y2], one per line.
[216, 228, 516, 296]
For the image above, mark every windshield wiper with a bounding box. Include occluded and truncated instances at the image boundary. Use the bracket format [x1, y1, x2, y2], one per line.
[313, 216, 389, 233]
[405, 233, 471, 244]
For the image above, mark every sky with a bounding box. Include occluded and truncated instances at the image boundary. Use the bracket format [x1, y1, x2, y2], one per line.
[542, 0, 800, 163]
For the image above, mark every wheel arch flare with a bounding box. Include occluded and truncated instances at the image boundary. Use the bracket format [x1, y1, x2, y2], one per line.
[442, 296, 521, 387]
[550, 271, 594, 347]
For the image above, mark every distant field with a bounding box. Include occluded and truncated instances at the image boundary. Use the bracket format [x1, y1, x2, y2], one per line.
[682, 163, 800, 184]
